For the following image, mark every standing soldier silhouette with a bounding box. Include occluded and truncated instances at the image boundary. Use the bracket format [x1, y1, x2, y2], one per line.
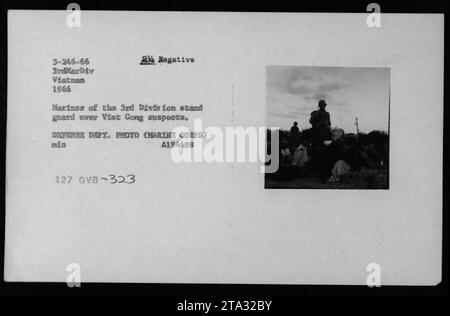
[289, 121, 301, 151]
[309, 100, 332, 164]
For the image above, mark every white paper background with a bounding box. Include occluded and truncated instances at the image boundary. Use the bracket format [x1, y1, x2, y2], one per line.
[5, 11, 443, 285]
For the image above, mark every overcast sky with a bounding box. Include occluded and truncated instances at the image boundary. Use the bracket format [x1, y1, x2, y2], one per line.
[266, 66, 390, 133]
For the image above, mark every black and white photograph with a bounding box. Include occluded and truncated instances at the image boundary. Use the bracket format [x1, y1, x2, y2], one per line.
[0, 1, 447, 300]
[265, 66, 390, 189]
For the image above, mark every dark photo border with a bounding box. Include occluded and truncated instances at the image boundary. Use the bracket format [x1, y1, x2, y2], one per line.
[0, 0, 447, 298]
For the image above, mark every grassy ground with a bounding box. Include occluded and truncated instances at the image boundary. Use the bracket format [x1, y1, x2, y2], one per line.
[265, 165, 388, 189]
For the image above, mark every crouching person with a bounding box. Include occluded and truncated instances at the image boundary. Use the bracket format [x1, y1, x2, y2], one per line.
[327, 160, 350, 183]
[280, 137, 292, 165]
[318, 128, 347, 183]
[291, 137, 310, 167]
